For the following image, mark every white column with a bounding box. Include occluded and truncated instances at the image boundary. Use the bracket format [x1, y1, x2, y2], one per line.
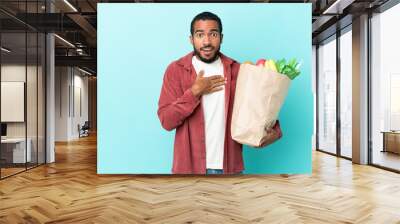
[46, 1, 55, 163]
[46, 33, 55, 163]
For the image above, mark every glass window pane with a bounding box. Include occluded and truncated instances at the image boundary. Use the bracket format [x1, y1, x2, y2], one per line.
[318, 36, 337, 154]
[1, 31, 27, 177]
[340, 29, 352, 158]
[390, 74, 400, 130]
[371, 4, 400, 171]
[27, 31, 38, 169]
[0, 1, 46, 179]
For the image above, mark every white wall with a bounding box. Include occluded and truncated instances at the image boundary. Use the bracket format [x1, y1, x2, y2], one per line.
[55, 66, 69, 141]
[72, 72, 89, 138]
[55, 67, 89, 141]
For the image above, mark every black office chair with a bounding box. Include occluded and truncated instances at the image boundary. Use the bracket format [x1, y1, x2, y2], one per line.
[79, 121, 90, 138]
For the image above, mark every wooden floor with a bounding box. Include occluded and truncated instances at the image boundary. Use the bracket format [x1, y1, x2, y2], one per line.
[0, 167, 26, 178]
[1, 163, 45, 178]
[1, 134, 400, 224]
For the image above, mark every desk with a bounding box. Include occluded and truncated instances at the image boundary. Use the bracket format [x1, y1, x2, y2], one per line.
[381, 131, 400, 154]
[1, 138, 32, 163]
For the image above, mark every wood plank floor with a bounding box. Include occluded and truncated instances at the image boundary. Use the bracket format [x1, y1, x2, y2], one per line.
[1, 134, 400, 224]
[0, 167, 26, 178]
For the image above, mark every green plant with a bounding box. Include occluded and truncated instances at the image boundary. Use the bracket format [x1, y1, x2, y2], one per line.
[278, 58, 301, 80]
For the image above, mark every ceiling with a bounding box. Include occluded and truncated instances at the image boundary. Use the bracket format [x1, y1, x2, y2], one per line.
[0, 0, 394, 75]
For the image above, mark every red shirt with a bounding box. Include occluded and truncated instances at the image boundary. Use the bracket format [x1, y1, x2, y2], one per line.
[157, 52, 244, 174]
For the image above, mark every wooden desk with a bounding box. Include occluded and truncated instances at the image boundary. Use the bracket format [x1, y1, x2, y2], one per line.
[381, 131, 400, 154]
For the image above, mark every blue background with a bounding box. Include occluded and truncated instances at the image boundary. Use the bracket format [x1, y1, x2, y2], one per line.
[98, 3, 313, 174]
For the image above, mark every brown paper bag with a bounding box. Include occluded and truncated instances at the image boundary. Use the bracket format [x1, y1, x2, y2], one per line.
[231, 63, 291, 147]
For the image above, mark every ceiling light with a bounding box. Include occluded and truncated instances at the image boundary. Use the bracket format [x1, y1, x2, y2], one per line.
[1, 47, 11, 53]
[54, 34, 75, 48]
[63, 0, 78, 12]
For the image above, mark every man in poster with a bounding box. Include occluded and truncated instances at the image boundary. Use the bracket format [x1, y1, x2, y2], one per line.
[157, 12, 281, 174]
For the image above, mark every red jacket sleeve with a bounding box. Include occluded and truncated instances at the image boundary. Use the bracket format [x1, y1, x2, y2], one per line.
[157, 64, 201, 131]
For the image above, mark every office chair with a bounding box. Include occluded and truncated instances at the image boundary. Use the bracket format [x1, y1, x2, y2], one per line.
[79, 121, 90, 138]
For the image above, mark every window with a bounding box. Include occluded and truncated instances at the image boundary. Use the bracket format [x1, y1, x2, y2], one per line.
[0, 1, 47, 179]
[339, 28, 352, 158]
[371, 3, 400, 171]
[390, 74, 400, 130]
[317, 36, 337, 154]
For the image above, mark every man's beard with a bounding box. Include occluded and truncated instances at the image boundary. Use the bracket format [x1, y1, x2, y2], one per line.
[194, 45, 220, 63]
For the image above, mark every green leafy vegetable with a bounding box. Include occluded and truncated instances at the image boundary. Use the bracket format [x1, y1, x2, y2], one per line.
[274, 58, 301, 80]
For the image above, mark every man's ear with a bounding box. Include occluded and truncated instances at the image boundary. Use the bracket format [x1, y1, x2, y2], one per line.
[189, 35, 194, 45]
[220, 33, 223, 44]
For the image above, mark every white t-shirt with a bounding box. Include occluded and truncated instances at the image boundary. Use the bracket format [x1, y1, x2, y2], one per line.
[192, 56, 226, 169]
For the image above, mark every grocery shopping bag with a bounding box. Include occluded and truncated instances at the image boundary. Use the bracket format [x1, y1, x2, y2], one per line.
[231, 63, 291, 147]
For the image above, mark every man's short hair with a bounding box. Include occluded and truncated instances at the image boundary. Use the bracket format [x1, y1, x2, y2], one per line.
[190, 11, 223, 35]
